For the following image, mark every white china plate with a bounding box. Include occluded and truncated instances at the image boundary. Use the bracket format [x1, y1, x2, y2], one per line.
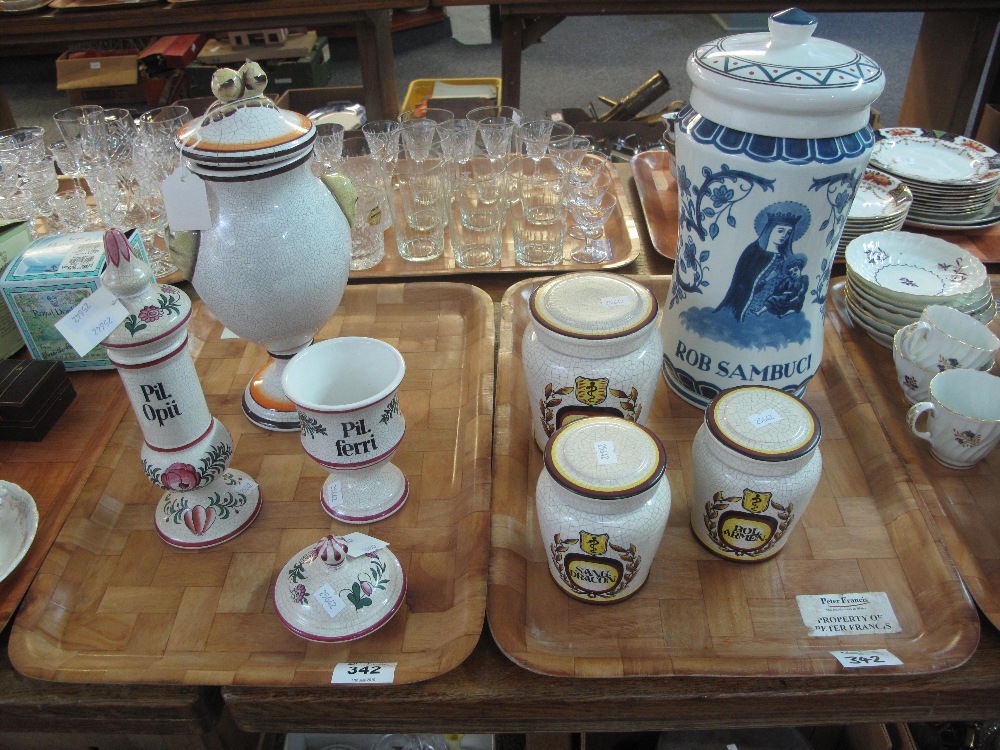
[844, 301, 894, 349]
[845, 283, 916, 328]
[848, 168, 912, 220]
[0, 480, 39, 583]
[845, 230, 988, 300]
[847, 269, 997, 324]
[274, 539, 406, 643]
[871, 129, 1000, 186]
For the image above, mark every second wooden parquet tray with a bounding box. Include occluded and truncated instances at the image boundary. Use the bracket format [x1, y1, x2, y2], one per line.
[489, 275, 979, 678]
[9, 282, 494, 686]
[830, 278, 1000, 630]
[350, 170, 639, 278]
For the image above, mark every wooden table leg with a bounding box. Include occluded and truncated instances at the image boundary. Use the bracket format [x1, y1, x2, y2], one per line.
[357, 9, 399, 120]
[897, 9, 1000, 133]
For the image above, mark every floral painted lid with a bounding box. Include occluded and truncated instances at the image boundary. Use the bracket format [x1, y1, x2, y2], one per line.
[529, 272, 658, 341]
[544, 416, 666, 500]
[100, 229, 192, 354]
[687, 8, 884, 139]
[274, 535, 407, 643]
[706, 385, 821, 462]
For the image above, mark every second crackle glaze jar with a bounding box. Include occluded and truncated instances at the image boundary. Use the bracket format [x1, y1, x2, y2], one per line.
[690, 385, 822, 562]
[660, 8, 885, 408]
[535, 416, 671, 603]
[522, 272, 662, 450]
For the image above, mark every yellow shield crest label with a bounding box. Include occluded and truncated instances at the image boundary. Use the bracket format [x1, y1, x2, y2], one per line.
[741, 489, 772, 513]
[575, 376, 609, 406]
[579, 530, 609, 556]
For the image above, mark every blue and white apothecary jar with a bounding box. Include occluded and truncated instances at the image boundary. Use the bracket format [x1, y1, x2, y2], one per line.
[660, 8, 884, 408]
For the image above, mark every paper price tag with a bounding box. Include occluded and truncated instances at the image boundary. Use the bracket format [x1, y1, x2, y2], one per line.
[54, 285, 127, 357]
[331, 662, 397, 684]
[600, 296, 631, 309]
[342, 532, 389, 557]
[163, 164, 212, 231]
[220, 328, 240, 340]
[830, 649, 903, 668]
[594, 440, 618, 465]
[796, 592, 901, 637]
[314, 583, 346, 620]
[326, 480, 344, 508]
[748, 408, 782, 428]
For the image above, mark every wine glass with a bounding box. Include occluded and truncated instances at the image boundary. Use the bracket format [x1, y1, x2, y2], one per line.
[568, 191, 617, 263]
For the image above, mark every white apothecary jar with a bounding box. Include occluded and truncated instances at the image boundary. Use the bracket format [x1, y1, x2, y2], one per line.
[535, 416, 671, 603]
[522, 272, 662, 450]
[691, 385, 822, 562]
[660, 8, 884, 408]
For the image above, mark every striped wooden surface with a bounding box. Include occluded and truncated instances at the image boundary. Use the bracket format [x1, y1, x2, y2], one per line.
[830, 277, 1000, 630]
[9, 282, 494, 686]
[350, 169, 640, 278]
[489, 275, 980, 677]
[0, 369, 128, 632]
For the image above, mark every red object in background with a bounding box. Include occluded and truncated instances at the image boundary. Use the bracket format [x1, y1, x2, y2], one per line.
[139, 34, 208, 70]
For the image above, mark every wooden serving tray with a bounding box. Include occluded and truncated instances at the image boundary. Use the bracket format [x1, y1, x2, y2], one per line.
[350, 170, 639, 278]
[489, 275, 979, 677]
[9, 282, 494, 686]
[830, 277, 1000, 629]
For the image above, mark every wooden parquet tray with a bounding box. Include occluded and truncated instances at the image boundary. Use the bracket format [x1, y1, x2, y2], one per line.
[350, 170, 639, 278]
[830, 277, 1000, 630]
[489, 275, 980, 677]
[9, 282, 494, 686]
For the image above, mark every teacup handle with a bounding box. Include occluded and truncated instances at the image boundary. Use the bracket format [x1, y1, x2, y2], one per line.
[898, 321, 931, 361]
[906, 401, 935, 443]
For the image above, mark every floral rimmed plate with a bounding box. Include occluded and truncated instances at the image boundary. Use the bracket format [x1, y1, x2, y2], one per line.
[274, 535, 406, 643]
[906, 203, 1000, 231]
[0, 481, 39, 584]
[871, 128, 1000, 187]
[848, 168, 912, 220]
[844, 231, 988, 300]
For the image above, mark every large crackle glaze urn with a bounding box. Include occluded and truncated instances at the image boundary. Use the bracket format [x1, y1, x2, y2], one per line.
[175, 67, 351, 431]
[660, 8, 884, 408]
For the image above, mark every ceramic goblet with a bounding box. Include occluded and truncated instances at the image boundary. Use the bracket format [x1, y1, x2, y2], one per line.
[282, 337, 409, 524]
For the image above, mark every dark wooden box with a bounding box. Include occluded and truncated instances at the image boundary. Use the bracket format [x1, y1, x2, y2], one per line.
[0, 360, 76, 442]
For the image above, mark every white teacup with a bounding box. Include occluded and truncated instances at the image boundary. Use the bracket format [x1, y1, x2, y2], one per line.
[282, 337, 408, 523]
[906, 368, 1000, 469]
[897, 305, 999, 372]
[893, 327, 937, 405]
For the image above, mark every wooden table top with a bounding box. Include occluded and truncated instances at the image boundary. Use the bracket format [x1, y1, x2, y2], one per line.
[3, 164, 1000, 736]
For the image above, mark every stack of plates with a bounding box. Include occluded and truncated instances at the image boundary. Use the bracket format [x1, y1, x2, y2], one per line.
[837, 168, 912, 259]
[843, 230, 996, 348]
[869, 128, 1000, 231]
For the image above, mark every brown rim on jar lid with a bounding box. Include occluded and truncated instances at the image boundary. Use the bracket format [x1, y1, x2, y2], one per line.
[706, 385, 821, 462]
[528, 272, 658, 341]
[543, 416, 666, 499]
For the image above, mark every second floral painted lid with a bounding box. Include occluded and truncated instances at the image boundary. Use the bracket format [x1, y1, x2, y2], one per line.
[273, 535, 407, 643]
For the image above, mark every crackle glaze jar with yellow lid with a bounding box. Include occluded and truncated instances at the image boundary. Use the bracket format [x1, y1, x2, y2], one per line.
[691, 384, 822, 562]
[522, 272, 662, 450]
[535, 416, 671, 604]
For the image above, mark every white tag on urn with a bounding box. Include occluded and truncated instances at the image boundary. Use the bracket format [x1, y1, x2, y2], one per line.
[594, 441, 618, 465]
[747, 408, 782, 428]
[163, 165, 212, 231]
[342, 532, 389, 558]
[830, 649, 903, 668]
[54, 284, 128, 357]
[314, 583, 347, 619]
[331, 662, 397, 684]
[796, 592, 902, 637]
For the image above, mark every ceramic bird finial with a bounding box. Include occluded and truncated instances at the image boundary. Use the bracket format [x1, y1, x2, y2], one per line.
[240, 61, 268, 96]
[211, 67, 244, 103]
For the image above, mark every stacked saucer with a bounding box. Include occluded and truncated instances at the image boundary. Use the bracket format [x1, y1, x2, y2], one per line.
[836, 168, 912, 258]
[843, 230, 996, 348]
[869, 128, 1000, 230]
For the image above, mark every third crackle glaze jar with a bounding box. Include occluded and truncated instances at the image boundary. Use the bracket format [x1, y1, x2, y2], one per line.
[660, 8, 885, 408]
